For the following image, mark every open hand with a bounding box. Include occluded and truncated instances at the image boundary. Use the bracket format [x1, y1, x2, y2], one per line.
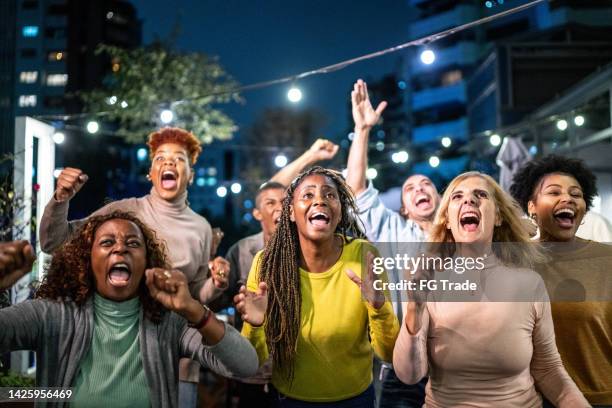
[346, 251, 385, 309]
[351, 79, 387, 131]
[233, 282, 268, 327]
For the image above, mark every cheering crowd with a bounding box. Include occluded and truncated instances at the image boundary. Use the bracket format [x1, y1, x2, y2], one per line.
[0, 80, 610, 407]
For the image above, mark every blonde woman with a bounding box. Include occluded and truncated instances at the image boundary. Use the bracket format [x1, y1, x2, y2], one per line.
[393, 172, 587, 407]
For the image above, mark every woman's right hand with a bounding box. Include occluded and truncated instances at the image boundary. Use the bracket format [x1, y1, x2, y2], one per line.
[54, 167, 88, 202]
[233, 282, 268, 327]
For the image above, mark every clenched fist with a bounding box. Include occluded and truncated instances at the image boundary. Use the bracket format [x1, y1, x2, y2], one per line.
[0, 240, 36, 290]
[308, 139, 339, 162]
[54, 167, 89, 202]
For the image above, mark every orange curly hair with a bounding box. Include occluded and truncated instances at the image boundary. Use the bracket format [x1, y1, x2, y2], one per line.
[147, 127, 202, 165]
[36, 211, 169, 323]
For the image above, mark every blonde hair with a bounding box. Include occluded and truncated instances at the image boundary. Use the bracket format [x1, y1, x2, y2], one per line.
[430, 172, 544, 267]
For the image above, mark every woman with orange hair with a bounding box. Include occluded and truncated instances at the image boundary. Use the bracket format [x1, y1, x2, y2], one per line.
[39, 127, 229, 406]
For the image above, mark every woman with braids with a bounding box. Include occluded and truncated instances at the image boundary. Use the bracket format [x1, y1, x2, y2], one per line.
[393, 172, 588, 407]
[234, 166, 399, 406]
[510, 155, 612, 406]
[0, 211, 257, 408]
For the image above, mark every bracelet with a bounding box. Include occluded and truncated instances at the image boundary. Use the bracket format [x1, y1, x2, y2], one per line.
[188, 304, 213, 330]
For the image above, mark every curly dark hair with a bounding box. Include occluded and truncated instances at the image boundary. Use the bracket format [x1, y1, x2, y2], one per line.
[509, 155, 598, 213]
[36, 211, 169, 323]
[259, 166, 365, 381]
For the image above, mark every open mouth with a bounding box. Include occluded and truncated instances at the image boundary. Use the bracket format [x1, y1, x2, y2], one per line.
[414, 194, 432, 210]
[108, 262, 131, 287]
[553, 208, 575, 229]
[308, 212, 330, 229]
[161, 171, 177, 190]
[460, 211, 480, 232]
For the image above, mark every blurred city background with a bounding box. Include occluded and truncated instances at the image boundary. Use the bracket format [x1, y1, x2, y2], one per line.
[2, 0, 612, 252]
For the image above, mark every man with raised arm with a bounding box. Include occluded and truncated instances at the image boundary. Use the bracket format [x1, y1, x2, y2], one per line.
[346, 79, 440, 408]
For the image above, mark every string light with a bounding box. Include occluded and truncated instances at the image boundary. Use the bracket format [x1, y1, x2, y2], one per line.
[574, 115, 585, 127]
[231, 182, 242, 194]
[490, 134, 501, 146]
[52, 132, 65, 144]
[429, 156, 440, 168]
[160, 109, 174, 124]
[274, 154, 288, 168]
[86, 121, 99, 134]
[32, 0, 546, 122]
[556, 119, 568, 131]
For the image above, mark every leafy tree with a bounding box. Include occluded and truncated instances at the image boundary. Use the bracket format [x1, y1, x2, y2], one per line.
[79, 43, 241, 144]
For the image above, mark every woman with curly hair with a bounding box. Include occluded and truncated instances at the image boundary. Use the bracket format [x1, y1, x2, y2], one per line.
[38, 127, 230, 404]
[393, 171, 587, 407]
[0, 211, 257, 408]
[510, 155, 612, 406]
[234, 166, 399, 406]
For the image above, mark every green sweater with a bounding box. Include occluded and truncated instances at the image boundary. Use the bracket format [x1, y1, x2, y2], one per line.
[72, 294, 150, 407]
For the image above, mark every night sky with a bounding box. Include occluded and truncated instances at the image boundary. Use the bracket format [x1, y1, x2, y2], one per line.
[128, 0, 413, 141]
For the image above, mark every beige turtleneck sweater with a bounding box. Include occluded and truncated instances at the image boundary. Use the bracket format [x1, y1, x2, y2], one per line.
[392, 257, 589, 408]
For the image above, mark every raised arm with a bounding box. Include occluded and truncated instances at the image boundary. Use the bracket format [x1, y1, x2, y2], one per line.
[270, 138, 339, 187]
[39, 167, 89, 253]
[346, 79, 387, 196]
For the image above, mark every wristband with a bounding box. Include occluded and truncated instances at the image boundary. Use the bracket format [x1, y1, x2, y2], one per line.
[188, 304, 213, 330]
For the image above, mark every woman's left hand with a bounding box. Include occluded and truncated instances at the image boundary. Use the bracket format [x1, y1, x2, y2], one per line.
[209, 256, 230, 289]
[346, 251, 386, 309]
[145, 268, 195, 313]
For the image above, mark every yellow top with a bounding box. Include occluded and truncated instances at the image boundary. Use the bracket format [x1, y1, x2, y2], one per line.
[241, 238, 399, 402]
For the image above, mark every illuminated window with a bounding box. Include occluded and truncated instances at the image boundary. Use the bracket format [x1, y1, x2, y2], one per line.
[19, 71, 38, 83]
[48, 51, 66, 61]
[442, 70, 463, 86]
[18, 95, 37, 107]
[46, 73, 67, 86]
[22, 26, 39, 37]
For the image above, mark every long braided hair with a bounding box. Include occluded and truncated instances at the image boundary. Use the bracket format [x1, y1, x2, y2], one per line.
[258, 166, 366, 381]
